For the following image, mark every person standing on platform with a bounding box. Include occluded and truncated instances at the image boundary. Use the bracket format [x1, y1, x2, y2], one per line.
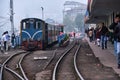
[109, 15, 120, 56]
[5, 31, 10, 51]
[11, 33, 15, 48]
[16, 33, 20, 47]
[99, 22, 108, 49]
[3, 32, 7, 51]
[73, 32, 75, 38]
[1, 31, 9, 52]
[88, 28, 93, 42]
[114, 22, 120, 69]
[96, 27, 101, 47]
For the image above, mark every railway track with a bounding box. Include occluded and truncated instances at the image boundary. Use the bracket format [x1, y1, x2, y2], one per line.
[52, 41, 84, 80]
[0, 51, 30, 80]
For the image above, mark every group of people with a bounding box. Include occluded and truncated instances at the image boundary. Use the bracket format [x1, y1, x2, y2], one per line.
[87, 14, 120, 69]
[1, 31, 10, 53]
[0, 31, 16, 53]
[88, 23, 109, 50]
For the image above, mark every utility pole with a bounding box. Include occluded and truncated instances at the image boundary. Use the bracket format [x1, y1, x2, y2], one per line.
[10, 0, 14, 34]
[41, 7, 44, 20]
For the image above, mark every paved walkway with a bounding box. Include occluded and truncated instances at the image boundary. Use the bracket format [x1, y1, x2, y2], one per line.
[85, 37, 120, 76]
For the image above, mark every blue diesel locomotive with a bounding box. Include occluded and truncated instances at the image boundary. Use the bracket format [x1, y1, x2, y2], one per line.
[20, 18, 63, 50]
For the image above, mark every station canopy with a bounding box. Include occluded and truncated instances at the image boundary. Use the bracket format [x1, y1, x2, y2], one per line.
[86, 0, 120, 23]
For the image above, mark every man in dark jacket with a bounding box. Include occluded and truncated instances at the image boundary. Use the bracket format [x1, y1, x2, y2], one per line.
[109, 15, 120, 56]
[100, 22, 108, 49]
[114, 23, 120, 69]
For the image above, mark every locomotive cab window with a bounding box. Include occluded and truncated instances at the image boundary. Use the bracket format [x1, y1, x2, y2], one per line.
[36, 21, 41, 29]
[22, 22, 26, 29]
[26, 21, 30, 29]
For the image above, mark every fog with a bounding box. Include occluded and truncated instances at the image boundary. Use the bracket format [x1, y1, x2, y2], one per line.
[0, 0, 87, 34]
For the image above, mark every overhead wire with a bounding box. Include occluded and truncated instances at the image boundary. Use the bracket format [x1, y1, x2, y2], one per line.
[0, 19, 10, 28]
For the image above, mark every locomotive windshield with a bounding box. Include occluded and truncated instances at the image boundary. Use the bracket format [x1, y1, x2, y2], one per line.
[22, 21, 30, 29]
[36, 21, 42, 29]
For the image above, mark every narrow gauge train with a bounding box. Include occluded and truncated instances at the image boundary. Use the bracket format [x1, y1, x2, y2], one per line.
[20, 18, 63, 50]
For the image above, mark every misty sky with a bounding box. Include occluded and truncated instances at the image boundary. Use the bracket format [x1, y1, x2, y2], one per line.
[0, 0, 87, 32]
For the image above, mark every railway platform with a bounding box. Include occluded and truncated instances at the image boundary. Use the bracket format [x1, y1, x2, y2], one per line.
[85, 37, 120, 76]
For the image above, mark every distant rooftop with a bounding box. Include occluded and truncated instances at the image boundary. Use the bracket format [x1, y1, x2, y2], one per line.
[63, 1, 87, 11]
[64, 1, 86, 6]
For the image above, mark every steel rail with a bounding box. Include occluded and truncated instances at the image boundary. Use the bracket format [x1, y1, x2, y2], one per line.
[4, 65, 25, 80]
[18, 52, 30, 80]
[52, 43, 75, 80]
[0, 51, 26, 80]
[74, 44, 84, 80]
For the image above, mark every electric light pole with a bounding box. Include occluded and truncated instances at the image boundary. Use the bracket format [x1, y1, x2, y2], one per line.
[41, 7, 44, 20]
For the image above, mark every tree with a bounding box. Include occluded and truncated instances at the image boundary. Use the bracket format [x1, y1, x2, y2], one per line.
[75, 13, 84, 32]
[63, 15, 75, 32]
